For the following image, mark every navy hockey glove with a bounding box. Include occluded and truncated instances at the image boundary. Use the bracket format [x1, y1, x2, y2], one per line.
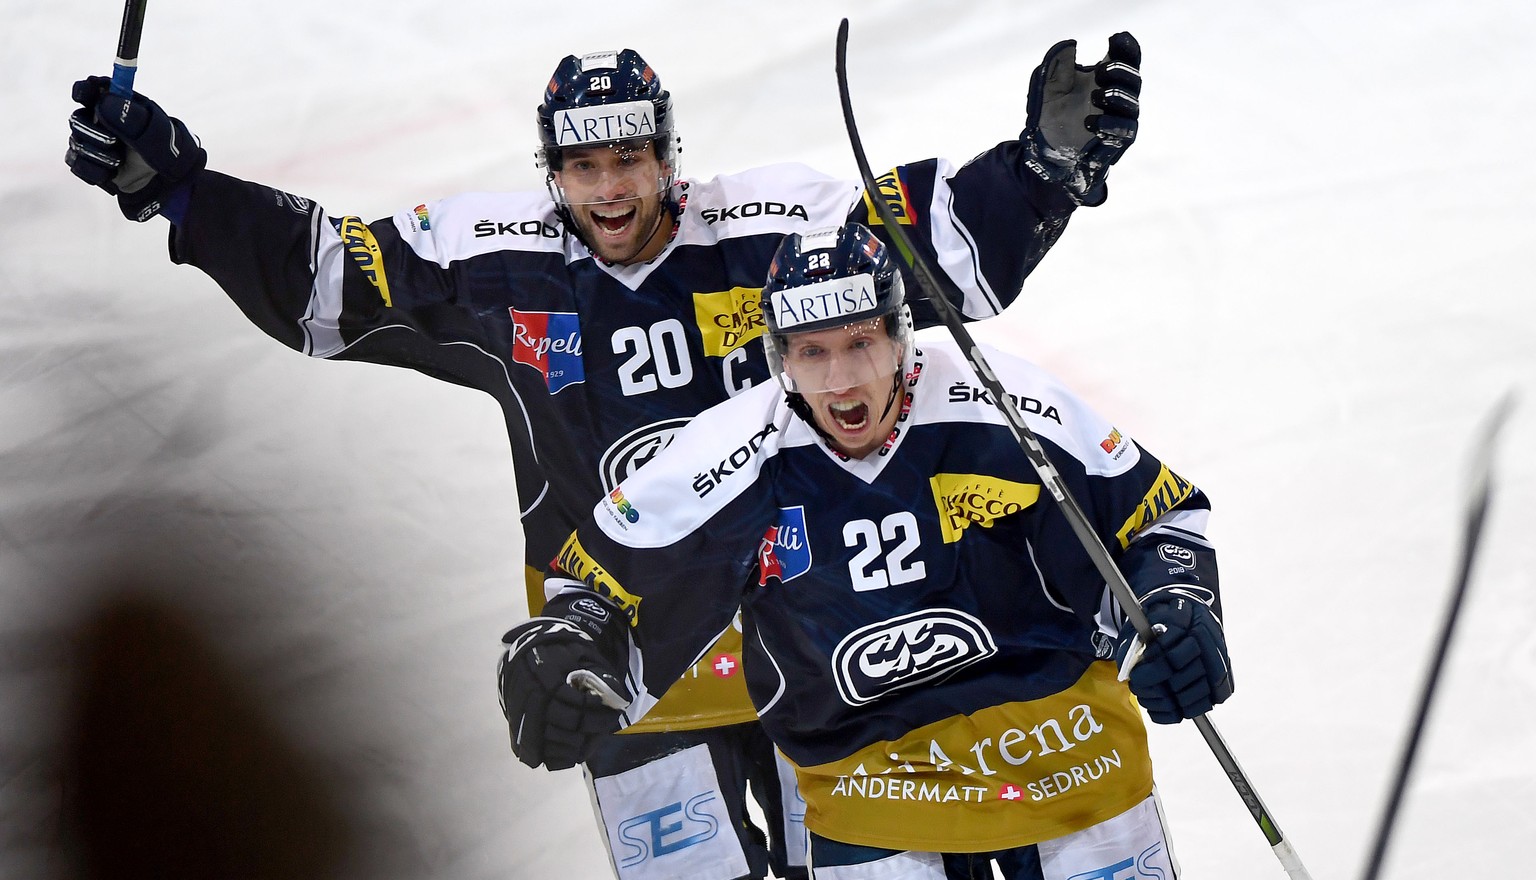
[1115, 586, 1233, 724]
[66, 76, 206, 222]
[498, 595, 633, 771]
[1021, 32, 1141, 207]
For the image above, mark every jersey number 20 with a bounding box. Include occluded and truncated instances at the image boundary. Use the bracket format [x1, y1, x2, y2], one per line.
[613, 320, 694, 395]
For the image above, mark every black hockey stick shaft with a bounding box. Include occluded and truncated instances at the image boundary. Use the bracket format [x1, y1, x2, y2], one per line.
[110, 0, 149, 96]
[1360, 395, 1513, 880]
[834, 19, 1312, 879]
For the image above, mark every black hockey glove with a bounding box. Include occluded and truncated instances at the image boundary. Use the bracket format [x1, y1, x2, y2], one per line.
[1114, 586, 1233, 724]
[66, 76, 206, 222]
[1020, 32, 1141, 207]
[498, 594, 633, 771]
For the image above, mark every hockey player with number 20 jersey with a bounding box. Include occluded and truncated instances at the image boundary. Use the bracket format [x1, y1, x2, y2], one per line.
[501, 223, 1233, 879]
[69, 30, 1147, 880]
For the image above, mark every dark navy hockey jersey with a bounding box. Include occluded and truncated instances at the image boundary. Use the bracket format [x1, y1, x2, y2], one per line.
[169, 153, 1082, 731]
[547, 342, 1221, 850]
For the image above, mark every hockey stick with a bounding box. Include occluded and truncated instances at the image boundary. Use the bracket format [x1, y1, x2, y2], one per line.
[110, 0, 149, 97]
[834, 19, 1312, 879]
[1360, 394, 1514, 880]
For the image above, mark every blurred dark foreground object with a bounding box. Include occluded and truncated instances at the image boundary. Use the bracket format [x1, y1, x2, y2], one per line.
[61, 592, 350, 879]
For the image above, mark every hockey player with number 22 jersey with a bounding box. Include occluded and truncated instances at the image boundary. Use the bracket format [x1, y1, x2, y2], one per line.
[501, 224, 1234, 878]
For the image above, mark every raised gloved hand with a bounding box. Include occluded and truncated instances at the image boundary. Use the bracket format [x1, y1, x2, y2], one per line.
[1021, 32, 1141, 207]
[1115, 586, 1232, 724]
[66, 76, 206, 222]
[498, 594, 633, 770]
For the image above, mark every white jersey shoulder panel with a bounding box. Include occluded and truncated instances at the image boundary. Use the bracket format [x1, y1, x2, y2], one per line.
[910, 342, 1141, 478]
[594, 380, 791, 550]
[675, 163, 861, 246]
[925, 157, 1004, 318]
[392, 189, 564, 266]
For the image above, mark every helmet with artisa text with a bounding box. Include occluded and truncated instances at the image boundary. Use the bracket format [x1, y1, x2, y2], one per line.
[535, 48, 679, 191]
[760, 223, 913, 394]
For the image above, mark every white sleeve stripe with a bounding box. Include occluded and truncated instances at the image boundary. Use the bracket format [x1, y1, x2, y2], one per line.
[1133, 509, 1213, 547]
[752, 626, 788, 716]
[301, 211, 347, 358]
[928, 158, 1003, 317]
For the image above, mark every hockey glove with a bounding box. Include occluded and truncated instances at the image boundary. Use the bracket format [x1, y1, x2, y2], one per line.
[1021, 32, 1141, 207]
[498, 595, 633, 771]
[1115, 586, 1233, 724]
[66, 76, 206, 222]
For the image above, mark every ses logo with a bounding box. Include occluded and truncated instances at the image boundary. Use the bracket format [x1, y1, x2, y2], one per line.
[1066, 841, 1172, 880]
[615, 792, 722, 870]
[831, 608, 997, 706]
[758, 506, 812, 585]
[509, 308, 584, 393]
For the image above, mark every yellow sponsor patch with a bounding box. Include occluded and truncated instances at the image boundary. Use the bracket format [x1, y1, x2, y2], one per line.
[930, 473, 1041, 543]
[789, 661, 1152, 852]
[862, 167, 915, 226]
[338, 216, 392, 306]
[693, 287, 766, 357]
[555, 533, 644, 626]
[1115, 463, 1195, 549]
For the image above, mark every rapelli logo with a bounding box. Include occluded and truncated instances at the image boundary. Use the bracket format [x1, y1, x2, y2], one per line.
[831, 609, 997, 706]
[929, 474, 1041, 543]
[509, 308, 585, 393]
[336, 216, 391, 306]
[692, 287, 766, 357]
[757, 506, 812, 585]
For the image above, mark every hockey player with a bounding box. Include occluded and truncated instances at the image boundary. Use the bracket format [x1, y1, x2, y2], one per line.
[67, 35, 1143, 880]
[499, 223, 1232, 878]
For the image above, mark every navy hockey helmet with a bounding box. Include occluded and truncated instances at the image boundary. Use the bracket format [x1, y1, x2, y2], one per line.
[761, 223, 914, 394]
[536, 49, 679, 190]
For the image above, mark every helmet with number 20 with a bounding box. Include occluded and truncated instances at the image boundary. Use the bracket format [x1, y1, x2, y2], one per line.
[536, 49, 680, 210]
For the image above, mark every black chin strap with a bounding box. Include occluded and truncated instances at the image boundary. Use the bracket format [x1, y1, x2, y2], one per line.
[629, 205, 672, 263]
[785, 392, 832, 444]
[875, 372, 902, 423]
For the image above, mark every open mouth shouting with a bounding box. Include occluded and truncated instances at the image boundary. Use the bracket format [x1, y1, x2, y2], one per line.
[589, 203, 638, 238]
[827, 399, 870, 434]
